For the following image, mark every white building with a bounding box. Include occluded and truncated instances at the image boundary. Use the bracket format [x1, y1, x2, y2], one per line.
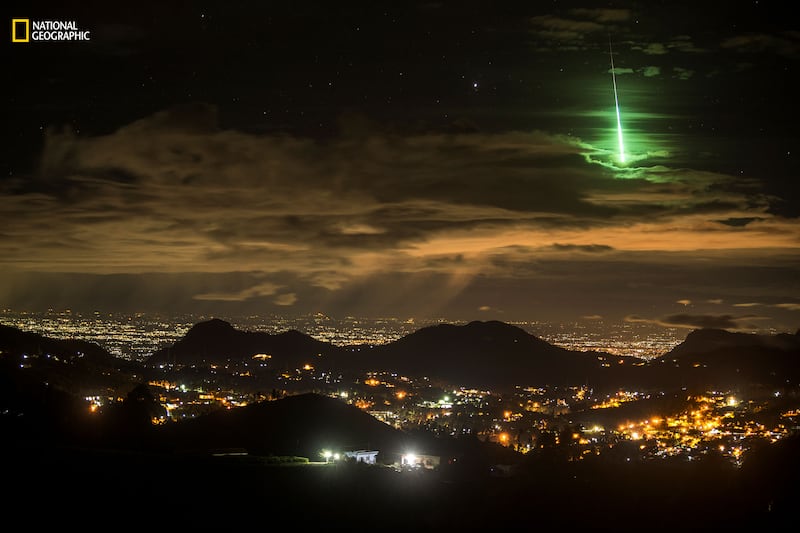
[344, 450, 379, 464]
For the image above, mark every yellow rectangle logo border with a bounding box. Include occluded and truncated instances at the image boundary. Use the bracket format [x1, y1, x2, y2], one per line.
[12, 18, 29, 43]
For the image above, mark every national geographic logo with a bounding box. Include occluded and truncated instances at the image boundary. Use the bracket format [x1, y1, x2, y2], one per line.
[11, 18, 91, 43]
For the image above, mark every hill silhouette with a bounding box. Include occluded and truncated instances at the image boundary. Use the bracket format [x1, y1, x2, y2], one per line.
[0, 323, 126, 369]
[0, 323, 142, 431]
[146, 319, 639, 391]
[152, 391, 411, 459]
[148, 317, 348, 370]
[666, 327, 800, 357]
[649, 328, 800, 389]
[7, 318, 800, 400]
[356, 320, 637, 390]
[144, 319, 800, 391]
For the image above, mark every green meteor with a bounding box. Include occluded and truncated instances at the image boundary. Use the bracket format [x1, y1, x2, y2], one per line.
[609, 39, 625, 163]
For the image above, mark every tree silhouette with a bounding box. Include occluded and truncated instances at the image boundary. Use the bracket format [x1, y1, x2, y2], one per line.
[102, 382, 165, 449]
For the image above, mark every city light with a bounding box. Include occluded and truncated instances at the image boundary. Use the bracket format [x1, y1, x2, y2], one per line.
[2, 308, 797, 471]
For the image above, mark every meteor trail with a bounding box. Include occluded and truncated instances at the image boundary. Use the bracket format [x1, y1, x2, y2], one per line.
[609, 38, 625, 163]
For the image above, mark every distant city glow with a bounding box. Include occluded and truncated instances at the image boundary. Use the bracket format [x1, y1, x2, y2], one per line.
[0, 310, 686, 362]
[3, 308, 797, 469]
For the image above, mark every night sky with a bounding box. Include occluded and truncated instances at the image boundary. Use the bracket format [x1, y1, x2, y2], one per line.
[2, 1, 799, 331]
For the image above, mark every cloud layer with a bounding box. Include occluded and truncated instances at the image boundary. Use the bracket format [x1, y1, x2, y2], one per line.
[1, 104, 798, 322]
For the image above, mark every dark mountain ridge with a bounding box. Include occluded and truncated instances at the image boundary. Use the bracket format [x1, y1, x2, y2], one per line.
[144, 318, 800, 391]
[664, 327, 800, 358]
[4, 318, 799, 400]
[148, 317, 348, 369]
[147, 318, 642, 391]
[0, 323, 124, 367]
[354, 320, 639, 390]
[650, 327, 800, 390]
[0, 323, 142, 395]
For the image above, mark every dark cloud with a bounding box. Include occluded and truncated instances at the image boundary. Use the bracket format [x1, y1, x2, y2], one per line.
[671, 67, 695, 80]
[568, 8, 630, 23]
[662, 314, 745, 330]
[530, 15, 605, 36]
[642, 66, 661, 77]
[194, 281, 282, 302]
[529, 7, 629, 48]
[721, 33, 800, 59]
[550, 243, 614, 253]
[639, 43, 668, 56]
[716, 217, 762, 227]
[2, 249, 798, 327]
[626, 313, 769, 331]
[666, 35, 706, 54]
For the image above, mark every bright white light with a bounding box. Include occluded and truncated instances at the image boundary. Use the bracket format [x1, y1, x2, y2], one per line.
[402, 453, 418, 466]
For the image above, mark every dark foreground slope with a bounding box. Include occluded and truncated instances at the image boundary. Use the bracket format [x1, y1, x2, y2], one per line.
[152, 391, 410, 458]
[6, 432, 798, 530]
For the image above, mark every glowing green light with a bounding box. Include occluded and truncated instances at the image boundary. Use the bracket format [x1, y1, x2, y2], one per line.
[609, 39, 626, 164]
[614, 102, 625, 163]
